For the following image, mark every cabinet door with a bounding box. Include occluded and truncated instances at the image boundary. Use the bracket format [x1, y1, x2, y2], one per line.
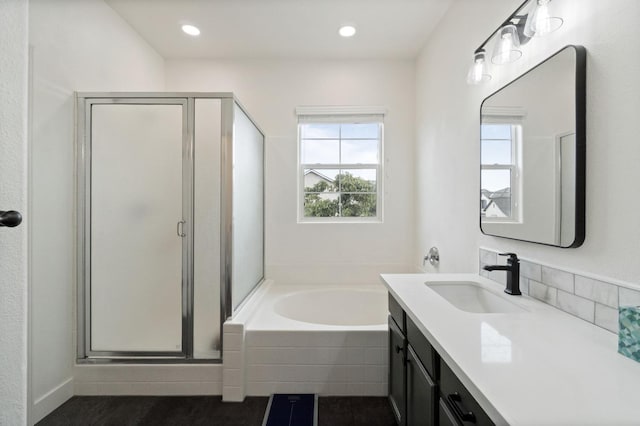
[389, 316, 406, 425]
[406, 345, 436, 426]
[438, 398, 460, 426]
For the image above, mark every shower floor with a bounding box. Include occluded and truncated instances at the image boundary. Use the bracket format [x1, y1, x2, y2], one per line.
[37, 395, 395, 426]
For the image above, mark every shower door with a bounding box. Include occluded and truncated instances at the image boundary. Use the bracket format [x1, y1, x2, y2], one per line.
[83, 99, 189, 357]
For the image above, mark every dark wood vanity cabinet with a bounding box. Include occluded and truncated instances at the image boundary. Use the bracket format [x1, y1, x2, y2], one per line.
[389, 315, 406, 424]
[388, 295, 494, 426]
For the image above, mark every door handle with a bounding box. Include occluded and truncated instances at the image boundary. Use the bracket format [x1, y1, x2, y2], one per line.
[0, 210, 22, 228]
[176, 220, 186, 237]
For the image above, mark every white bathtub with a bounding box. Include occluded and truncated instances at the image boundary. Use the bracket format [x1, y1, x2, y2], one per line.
[247, 282, 388, 330]
[226, 281, 389, 398]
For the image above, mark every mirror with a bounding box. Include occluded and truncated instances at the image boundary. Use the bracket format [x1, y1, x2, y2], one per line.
[480, 45, 585, 247]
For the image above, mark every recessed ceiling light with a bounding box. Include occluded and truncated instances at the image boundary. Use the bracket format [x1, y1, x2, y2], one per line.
[181, 24, 200, 36]
[339, 25, 356, 38]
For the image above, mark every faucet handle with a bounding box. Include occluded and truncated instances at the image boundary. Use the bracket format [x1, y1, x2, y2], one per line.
[498, 252, 519, 262]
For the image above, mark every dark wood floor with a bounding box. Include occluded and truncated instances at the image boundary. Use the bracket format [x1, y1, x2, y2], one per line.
[37, 396, 396, 426]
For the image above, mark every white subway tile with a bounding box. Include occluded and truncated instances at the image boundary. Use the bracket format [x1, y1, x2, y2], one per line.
[541, 266, 574, 293]
[520, 261, 542, 282]
[223, 350, 242, 369]
[222, 386, 244, 402]
[364, 365, 387, 383]
[557, 291, 595, 323]
[575, 276, 619, 308]
[347, 347, 365, 365]
[223, 323, 243, 335]
[364, 347, 385, 365]
[519, 277, 529, 295]
[595, 304, 619, 334]
[479, 249, 498, 266]
[223, 368, 242, 387]
[620, 287, 640, 307]
[223, 333, 243, 350]
[529, 280, 557, 306]
[347, 366, 366, 382]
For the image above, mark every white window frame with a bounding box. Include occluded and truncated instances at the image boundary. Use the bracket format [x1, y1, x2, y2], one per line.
[481, 112, 523, 223]
[296, 106, 385, 223]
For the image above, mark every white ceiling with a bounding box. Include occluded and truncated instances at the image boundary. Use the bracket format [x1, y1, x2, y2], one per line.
[105, 0, 453, 60]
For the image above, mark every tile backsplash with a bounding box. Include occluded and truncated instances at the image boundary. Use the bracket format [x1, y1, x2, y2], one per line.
[479, 248, 640, 334]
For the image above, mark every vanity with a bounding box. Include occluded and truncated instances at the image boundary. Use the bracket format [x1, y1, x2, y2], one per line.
[382, 273, 640, 425]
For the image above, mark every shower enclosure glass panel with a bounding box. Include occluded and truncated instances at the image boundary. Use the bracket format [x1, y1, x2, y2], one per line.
[90, 103, 185, 353]
[231, 103, 265, 310]
[193, 99, 222, 359]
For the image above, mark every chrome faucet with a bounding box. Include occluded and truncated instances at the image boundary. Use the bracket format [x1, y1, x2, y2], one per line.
[482, 253, 521, 295]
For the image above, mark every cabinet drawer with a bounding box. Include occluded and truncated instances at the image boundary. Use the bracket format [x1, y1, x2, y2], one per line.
[407, 315, 437, 379]
[440, 361, 494, 426]
[388, 294, 405, 333]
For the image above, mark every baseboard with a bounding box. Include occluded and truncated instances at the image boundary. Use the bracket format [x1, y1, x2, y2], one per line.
[33, 377, 74, 424]
[74, 381, 222, 395]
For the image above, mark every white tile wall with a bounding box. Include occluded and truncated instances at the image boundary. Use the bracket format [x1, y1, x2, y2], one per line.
[244, 330, 388, 397]
[480, 248, 640, 334]
[74, 365, 223, 396]
[222, 322, 246, 401]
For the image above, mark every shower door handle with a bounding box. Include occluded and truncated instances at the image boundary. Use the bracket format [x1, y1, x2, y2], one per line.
[177, 220, 186, 237]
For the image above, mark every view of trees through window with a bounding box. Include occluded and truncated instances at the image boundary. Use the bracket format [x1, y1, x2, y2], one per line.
[304, 171, 377, 217]
[299, 120, 381, 219]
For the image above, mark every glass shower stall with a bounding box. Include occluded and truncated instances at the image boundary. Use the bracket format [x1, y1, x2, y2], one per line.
[75, 93, 264, 361]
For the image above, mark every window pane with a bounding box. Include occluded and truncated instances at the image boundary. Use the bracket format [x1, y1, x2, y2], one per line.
[341, 123, 379, 139]
[340, 169, 377, 192]
[340, 194, 377, 217]
[481, 169, 511, 218]
[301, 139, 339, 164]
[341, 140, 378, 164]
[481, 139, 512, 164]
[301, 123, 339, 139]
[304, 193, 338, 217]
[303, 168, 338, 192]
[481, 124, 511, 140]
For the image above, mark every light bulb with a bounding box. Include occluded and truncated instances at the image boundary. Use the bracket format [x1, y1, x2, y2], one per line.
[492, 25, 522, 65]
[339, 26, 356, 38]
[467, 50, 491, 85]
[181, 24, 201, 36]
[524, 0, 563, 37]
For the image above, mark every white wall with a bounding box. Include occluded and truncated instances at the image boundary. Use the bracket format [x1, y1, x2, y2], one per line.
[29, 0, 165, 421]
[416, 0, 640, 285]
[165, 59, 416, 285]
[0, 1, 29, 424]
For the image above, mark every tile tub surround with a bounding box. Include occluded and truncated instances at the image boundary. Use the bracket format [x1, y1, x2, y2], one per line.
[222, 280, 389, 400]
[245, 331, 387, 397]
[479, 248, 640, 334]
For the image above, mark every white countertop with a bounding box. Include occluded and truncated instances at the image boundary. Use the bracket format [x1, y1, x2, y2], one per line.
[381, 273, 640, 426]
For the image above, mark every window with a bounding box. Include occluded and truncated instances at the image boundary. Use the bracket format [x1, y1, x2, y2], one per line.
[297, 110, 384, 222]
[481, 122, 521, 221]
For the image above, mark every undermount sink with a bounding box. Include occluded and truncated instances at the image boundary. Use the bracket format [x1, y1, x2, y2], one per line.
[425, 281, 525, 314]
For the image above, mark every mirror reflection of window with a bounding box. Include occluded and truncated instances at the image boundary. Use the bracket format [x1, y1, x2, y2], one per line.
[480, 122, 521, 222]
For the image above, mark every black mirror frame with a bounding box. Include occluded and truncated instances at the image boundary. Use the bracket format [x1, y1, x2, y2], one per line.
[479, 44, 586, 248]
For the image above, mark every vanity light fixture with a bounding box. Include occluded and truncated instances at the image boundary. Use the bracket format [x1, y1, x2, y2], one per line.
[465, 0, 565, 85]
[466, 49, 491, 85]
[339, 25, 356, 38]
[181, 24, 201, 36]
[491, 24, 522, 64]
[524, 0, 563, 37]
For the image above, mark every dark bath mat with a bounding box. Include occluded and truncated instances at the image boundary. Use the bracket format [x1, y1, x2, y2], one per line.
[263, 394, 317, 426]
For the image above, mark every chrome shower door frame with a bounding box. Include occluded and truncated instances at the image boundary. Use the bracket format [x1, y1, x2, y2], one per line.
[76, 95, 192, 360]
